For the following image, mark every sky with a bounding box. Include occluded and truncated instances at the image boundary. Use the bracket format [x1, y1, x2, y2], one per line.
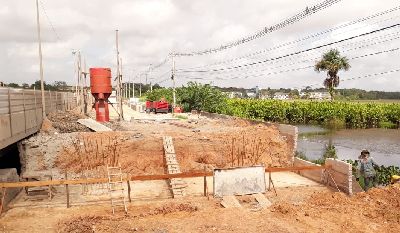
[1, 0, 400, 91]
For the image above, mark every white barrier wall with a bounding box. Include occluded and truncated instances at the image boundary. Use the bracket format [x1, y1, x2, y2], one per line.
[294, 157, 353, 195]
[325, 158, 353, 195]
[293, 157, 324, 183]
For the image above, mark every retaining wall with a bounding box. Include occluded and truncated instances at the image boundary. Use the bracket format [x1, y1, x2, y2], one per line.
[294, 157, 353, 195]
[293, 157, 324, 183]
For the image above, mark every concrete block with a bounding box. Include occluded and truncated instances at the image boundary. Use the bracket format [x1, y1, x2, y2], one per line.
[0, 168, 21, 208]
[293, 157, 323, 183]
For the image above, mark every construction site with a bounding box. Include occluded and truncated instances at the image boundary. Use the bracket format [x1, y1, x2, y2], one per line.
[0, 82, 399, 232]
[2, 0, 400, 232]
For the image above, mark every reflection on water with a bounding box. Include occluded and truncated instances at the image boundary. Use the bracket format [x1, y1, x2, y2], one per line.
[296, 125, 400, 167]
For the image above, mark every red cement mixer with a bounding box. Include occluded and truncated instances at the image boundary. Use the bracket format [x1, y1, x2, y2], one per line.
[90, 68, 112, 122]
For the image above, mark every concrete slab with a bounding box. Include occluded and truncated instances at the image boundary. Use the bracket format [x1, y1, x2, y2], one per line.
[268, 171, 323, 188]
[253, 193, 272, 208]
[77, 119, 112, 132]
[221, 195, 241, 208]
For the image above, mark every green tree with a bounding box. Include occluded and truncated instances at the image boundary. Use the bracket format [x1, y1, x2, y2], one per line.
[53, 81, 68, 91]
[178, 82, 227, 112]
[7, 83, 20, 88]
[315, 49, 350, 101]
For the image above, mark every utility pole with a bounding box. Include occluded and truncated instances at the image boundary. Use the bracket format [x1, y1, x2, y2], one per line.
[115, 30, 123, 120]
[35, 0, 46, 118]
[148, 64, 152, 92]
[139, 74, 142, 97]
[132, 75, 135, 98]
[171, 54, 176, 109]
[77, 51, 82, 112]
[82, 57, 88, 115]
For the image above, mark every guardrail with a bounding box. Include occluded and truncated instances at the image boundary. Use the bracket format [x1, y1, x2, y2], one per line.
[0, 87, 77, 150]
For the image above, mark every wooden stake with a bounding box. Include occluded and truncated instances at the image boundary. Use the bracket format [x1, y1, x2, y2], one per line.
[127, 174, 132, 203]
[65, 172, 70, 208]
[0, 188, 7, 214]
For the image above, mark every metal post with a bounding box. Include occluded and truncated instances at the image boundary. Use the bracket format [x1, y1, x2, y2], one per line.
[132, 76, 135, 98]
[35, 0, 46, 118]
[139, 74, 142, 97]
[172, 54, 176, 108]
[116, 30, 123, 120]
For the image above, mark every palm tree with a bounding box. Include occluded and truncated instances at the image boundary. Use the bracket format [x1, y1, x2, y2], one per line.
[315, 49, 350, 101]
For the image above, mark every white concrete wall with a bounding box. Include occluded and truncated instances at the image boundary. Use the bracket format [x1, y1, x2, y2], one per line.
[325, 158, 353, 195]
[293, 157, 323, 183]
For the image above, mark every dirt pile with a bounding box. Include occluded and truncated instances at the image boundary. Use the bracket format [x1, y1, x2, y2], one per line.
[57, 203, 198, 233]
[174, 124, 292, 171]
[56, 132, 164, 175]
[139, 203, 198, 217]
[48, 110, 90, 133]
[270, 184, 400, 232]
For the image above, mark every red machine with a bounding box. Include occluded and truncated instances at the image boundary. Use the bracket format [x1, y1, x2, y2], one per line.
[90, 68, 112, 122]
[145, 99, 169, 114]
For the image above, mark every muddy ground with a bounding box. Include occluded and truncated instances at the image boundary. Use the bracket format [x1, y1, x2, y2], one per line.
[1, 185, 399, 233]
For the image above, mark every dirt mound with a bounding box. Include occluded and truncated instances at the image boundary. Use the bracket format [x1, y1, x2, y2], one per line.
[40, 117, 56, 133]
[268, 184, 400, 232]
[56, 132, 164, 174]
[175, 124, 292, 171]
[57, 203, 198, 233]
[48, 110, 90, 133]
[58, 215, 106, 233]
[138, 203, 198, 217]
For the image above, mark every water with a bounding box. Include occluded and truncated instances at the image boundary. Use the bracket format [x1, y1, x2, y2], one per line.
[296, 125, 400, 167]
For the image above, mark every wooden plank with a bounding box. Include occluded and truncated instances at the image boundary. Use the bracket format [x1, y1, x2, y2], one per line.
[0, 165, 331, 188]
[77, 118, 112, 132]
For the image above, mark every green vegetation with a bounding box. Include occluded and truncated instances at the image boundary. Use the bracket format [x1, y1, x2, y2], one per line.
[314, 49, 350, 101]
[347, 159, 400, 186]
[219, 99, 400, 129]
[295, 143, 337, 165]
[146, 82, 227, 112]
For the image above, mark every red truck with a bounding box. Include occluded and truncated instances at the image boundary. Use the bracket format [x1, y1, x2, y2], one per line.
[145, 100, 169, 114]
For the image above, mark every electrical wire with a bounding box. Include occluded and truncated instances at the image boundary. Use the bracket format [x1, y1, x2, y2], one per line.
[173, 0, 343, 56]
[176, 24, 400, 74]
[177, 5, 400, 71]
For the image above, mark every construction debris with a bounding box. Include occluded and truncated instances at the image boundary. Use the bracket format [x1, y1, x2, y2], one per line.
[221, 195, 242, 208]
[253, 193, 272, 208]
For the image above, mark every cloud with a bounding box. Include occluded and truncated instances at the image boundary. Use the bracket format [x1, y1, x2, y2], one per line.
[1, 0, 399, 91]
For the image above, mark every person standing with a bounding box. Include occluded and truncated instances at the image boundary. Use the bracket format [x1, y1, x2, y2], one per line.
[356, 150, 378, 191]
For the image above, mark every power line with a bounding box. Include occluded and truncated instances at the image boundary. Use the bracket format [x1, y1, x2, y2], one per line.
[39, 0, 61, 41]
[174, 0, 343, 56]
[176, 29, 400, 77]
[177, 5, 400, 71]
[176, 24, 400, 73]
[177, 47, 400, 82]
[294, 68, 400, 90]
